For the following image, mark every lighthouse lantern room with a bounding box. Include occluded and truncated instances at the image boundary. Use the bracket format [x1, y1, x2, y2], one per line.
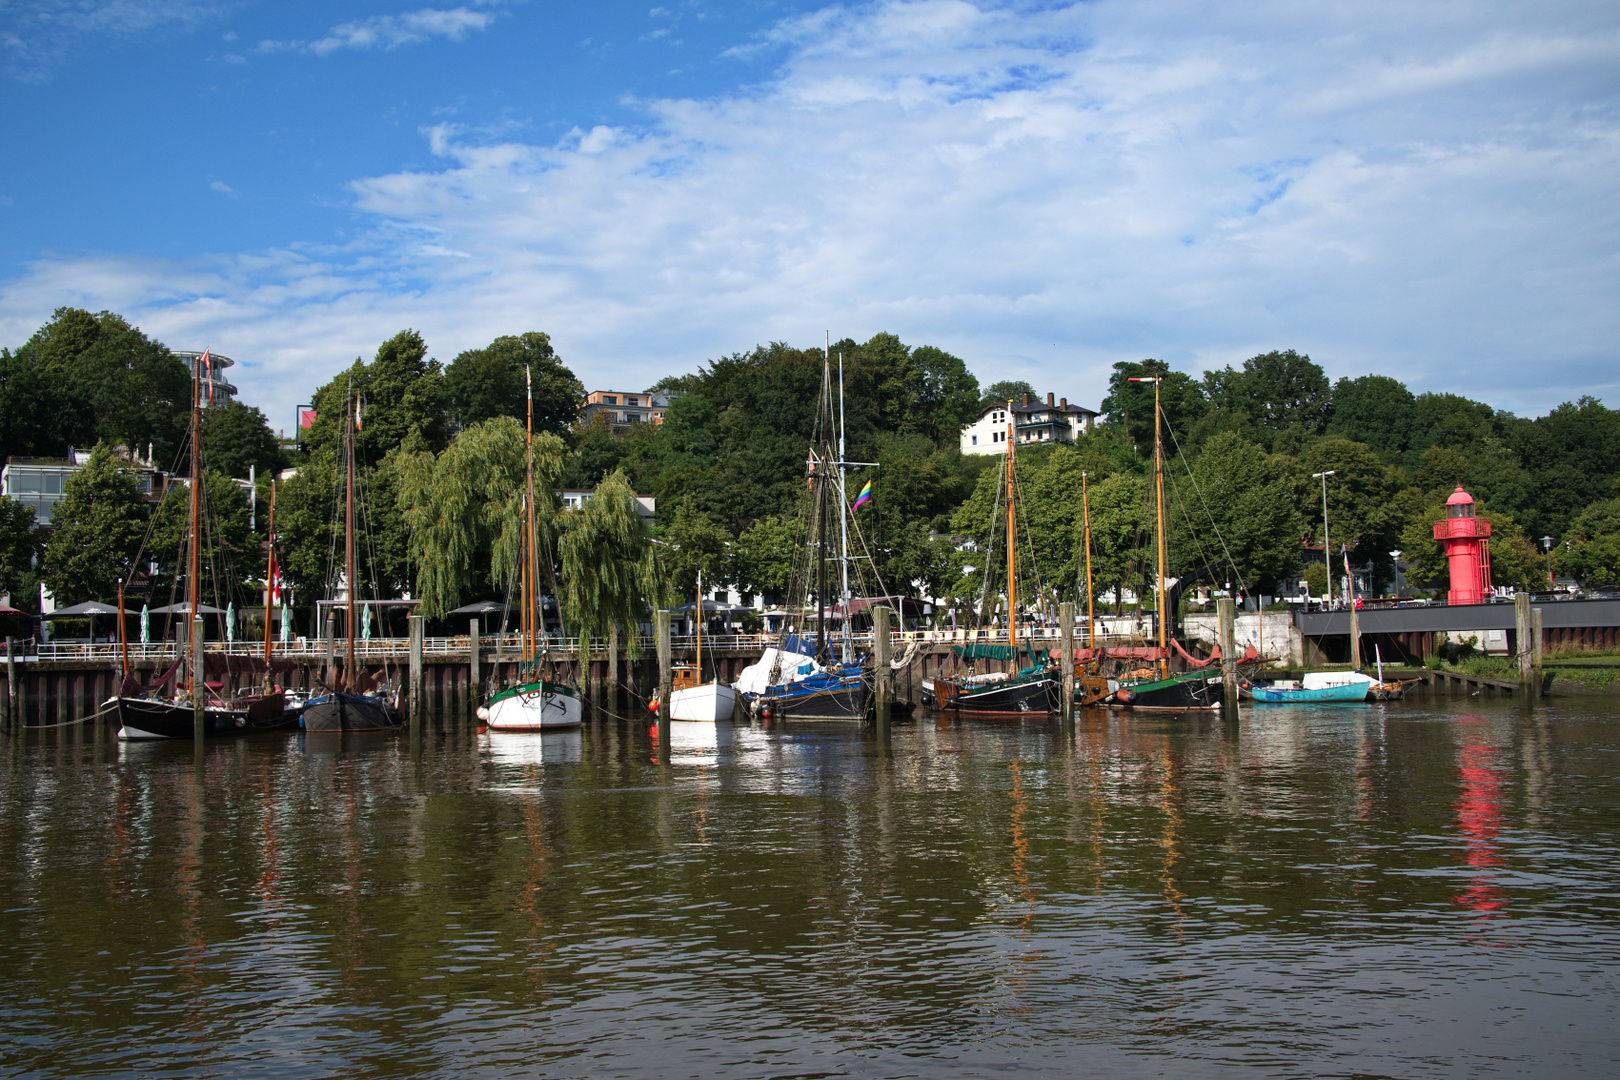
[1433, 486, 1492, 604]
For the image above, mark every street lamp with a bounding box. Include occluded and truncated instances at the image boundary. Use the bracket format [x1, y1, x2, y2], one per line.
[1312, 470, 1336, 606]
[1542, 536, 1555, 590]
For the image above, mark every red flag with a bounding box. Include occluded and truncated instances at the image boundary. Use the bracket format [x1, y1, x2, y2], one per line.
[269, 551, 282, 605]
[199, 349, 213, 407]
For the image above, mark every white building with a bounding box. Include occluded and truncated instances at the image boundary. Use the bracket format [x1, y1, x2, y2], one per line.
[960, 393, 1099, 456]
[556, 488, 656, 521]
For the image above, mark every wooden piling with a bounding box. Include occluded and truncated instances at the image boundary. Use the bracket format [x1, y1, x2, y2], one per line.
[1217, 597, 1238, 712]
[408, 615, 424, 739]
[191, 616, 205, 741]
[1059, 602, 1075, 729]
[5, 636, 13, 733]
[607, 623, 620, 708]
[1515, 592, 1532, 687]
[469, 618, 481, 698]
[655, 610, 671, 748]
[873, 605, 891, 730]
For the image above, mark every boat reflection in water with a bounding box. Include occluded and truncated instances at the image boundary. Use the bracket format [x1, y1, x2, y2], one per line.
[481, 729, 584, 767]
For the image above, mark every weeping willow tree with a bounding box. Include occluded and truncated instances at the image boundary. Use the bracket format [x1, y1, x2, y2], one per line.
[395, 416, 567, 618]
[557, 468, 661, 660]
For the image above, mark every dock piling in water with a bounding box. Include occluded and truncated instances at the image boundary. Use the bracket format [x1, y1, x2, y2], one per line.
[409, 615, 424, 738]
[655, 610, 671, 746]
[1059, 602, 1075, 729]
[873, 605, 891, 730]
[469, 618, 481, 698]
[1217, 597, 1238, 713]
[191, 616, 205, 742]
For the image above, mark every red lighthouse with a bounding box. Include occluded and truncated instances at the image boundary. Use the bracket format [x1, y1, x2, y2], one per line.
[1433, 486, 1493, 604]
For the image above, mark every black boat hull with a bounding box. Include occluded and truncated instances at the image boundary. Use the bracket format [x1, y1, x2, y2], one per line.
[1115, 674, 1222, 711]
[302, 693, 402, 732]
[755, 679, 869, 720]
[116, 697, 294, 740]
[931, 676, 1061, 716]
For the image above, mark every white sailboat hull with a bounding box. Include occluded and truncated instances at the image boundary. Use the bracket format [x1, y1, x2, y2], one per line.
[669, 682, 737, 722]
[481, 683, 584, 730]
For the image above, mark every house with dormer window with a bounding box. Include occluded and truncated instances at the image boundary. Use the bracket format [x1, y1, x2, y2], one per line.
[960, 393, 1099, 456]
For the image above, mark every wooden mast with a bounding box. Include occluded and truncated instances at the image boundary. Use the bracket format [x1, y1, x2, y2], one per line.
[187, 351, 202, 695]
[695, 569, 703, 685]
[1006, 400, 1016, 655]
[345, 383, 357, 691]
[1082, 471, 1095, 650]
[523, 364, 535, 665]
[1153, 378, 1168, 678]
[264, 480, 276, 662]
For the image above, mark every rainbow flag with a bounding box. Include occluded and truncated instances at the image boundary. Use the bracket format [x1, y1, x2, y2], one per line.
[852, 480, 873, 511]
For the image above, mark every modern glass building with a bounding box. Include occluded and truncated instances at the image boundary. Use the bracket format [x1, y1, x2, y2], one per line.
[171, 350, 237, 406]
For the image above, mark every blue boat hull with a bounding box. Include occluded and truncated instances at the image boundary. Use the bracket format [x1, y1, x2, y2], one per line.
[1250, 681, 1370, 703]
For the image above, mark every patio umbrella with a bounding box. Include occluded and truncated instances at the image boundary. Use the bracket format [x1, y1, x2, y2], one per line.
[226, 601, 236, 643]
[140, 604, 150, 644]
[280, 603, 291, 643]
[361, 603, 372, 640]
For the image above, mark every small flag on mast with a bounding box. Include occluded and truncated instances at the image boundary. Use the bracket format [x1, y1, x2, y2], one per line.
[852, 480, 873, 511]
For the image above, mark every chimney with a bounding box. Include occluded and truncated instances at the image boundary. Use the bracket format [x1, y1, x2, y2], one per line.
[1060, 397, 1068, 408]
[1021, 392, 1031, 407]
[1046, 392, 1055, 407]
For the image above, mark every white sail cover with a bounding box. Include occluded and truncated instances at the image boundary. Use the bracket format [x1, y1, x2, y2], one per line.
[734, 648, 820, 697]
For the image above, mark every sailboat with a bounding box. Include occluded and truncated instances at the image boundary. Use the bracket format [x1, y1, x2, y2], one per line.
[749, 342, 871, 721]
[922, 401, 1062, 716]
[116, 351, 292, 740]
[1108, 376, 1221, 712]
[667, 572, 737, 722]
[477, 364, 582, 732]
[302, 384, 403, 733]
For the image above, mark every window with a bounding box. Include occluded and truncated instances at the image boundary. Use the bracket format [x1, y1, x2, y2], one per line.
[42, 473, 63, 495]
[603, 395, 617, 405]
[971, 435, 978, 445]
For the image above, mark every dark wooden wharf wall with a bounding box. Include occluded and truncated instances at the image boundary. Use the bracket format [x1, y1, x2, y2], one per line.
[0, 643, 972, 727]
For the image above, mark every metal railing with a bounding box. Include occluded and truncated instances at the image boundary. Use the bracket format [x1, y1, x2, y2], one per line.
[7, 624, 1161, 665]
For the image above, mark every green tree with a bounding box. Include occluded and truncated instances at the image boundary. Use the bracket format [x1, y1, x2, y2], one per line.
[909, 345, 981, 444]
[1170, 432, 1305, 594]
[982, 379, 1035, 410]
[148, 470, 255, 597]
[1300, 439, 1411, 591]
[271, 452, 338, 602]
[558, 469, 656, 655]
[0, 348, 92, 459]
[659, 499, 733, 597]
[1328, 374, 1416, 460]
[1557, 498, 1620, 588]
[732, 514, 799, 600]
[200, 400, 282, 480]
[69, 328, 191, 465]
[0, 496, 40, 601]
[40, 444, 148, 602]
[1085, 472, 1150, 611]
[443, 331, 582, 433]
[395, 418, 564, 619]
[1099, 359, 1207, 457]
[305, 329, 449, 461]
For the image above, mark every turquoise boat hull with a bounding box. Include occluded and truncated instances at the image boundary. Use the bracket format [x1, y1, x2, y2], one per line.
[1250, 681, 1370, 703]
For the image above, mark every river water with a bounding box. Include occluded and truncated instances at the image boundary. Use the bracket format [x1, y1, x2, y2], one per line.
[2, 697, 1617, 1078]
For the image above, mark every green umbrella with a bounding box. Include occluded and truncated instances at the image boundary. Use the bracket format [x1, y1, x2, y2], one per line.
[280, 603, 291, 643]
[361, 603, 372, 641]
[139, 604, 150, 645]
[226, 601, 236, 643]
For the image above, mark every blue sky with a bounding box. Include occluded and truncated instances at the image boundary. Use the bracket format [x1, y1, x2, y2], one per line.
[3, 0, 1618, 433]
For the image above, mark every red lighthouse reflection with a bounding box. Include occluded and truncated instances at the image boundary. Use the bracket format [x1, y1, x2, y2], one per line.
[1454, 718, 1506, 916]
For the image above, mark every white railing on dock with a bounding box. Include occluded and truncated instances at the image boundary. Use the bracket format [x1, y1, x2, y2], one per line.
[8, 624, 1152, 665]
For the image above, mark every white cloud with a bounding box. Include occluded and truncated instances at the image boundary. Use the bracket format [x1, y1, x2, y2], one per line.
[4, 0, 1619, 426]
[3, 0, 227, 81]
[255, 6, 499, 57]
[209, 180, 235, 194]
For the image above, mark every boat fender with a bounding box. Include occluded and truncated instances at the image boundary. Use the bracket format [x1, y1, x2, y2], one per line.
[1116, 689, 1136, 705]
[475, 705, 490, 721]
[648, 698, 660, 713]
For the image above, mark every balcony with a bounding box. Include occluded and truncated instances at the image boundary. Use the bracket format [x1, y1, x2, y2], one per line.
[1434, 517, 1491, 540]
